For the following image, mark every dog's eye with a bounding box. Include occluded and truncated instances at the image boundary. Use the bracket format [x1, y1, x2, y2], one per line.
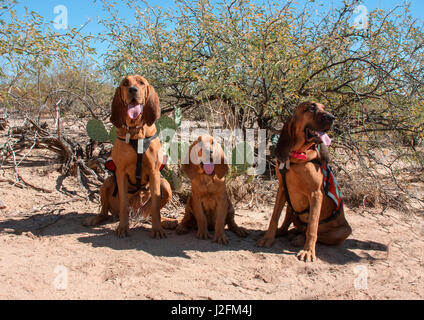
[123, 81, 129, 87]
[138, 80, 144, 85]
[308, 105, 317, 113]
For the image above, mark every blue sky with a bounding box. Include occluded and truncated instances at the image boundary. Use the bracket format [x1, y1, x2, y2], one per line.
[10, 0, 424, 63]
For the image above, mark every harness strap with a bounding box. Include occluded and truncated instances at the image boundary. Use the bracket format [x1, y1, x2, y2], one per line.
[112, 132, 158, 197]
[280, 163, 309, 216]
[135, 152, 143, 189]
[278, 158, 341, 226]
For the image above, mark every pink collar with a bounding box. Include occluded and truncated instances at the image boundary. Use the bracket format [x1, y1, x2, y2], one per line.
[290, 151, 307, 160]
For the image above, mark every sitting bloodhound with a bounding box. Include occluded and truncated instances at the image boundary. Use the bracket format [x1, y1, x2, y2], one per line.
[84, 75, 175, 237]
[176, 135, 247, 244]
[257, 102, 352, 262]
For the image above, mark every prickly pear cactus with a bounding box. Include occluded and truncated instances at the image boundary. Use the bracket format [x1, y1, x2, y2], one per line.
[174, 106, 182, 128]
[86, 119, 112, 142]
[109, 126, 117, 143]
[156, 115, 178, 142]
[161, 167, 182, 191]
[231, 142, 254, 174]
[270, 133, 279, 157]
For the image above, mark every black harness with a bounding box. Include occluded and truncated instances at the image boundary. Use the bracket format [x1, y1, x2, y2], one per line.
[278, 159, 342, 226]
[112, 132, 158, 197]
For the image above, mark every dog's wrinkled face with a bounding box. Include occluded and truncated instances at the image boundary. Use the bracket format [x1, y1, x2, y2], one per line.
[120, 75, 148, 109]
[274, 101, 335, 163]
[182, 135, 229, 179]
[294, 102, 335, 145]
[193, 135, 218, 174]
[110, 75, 160, 128]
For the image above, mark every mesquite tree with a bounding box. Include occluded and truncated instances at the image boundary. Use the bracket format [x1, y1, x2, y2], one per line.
[100, 0, 424, 206]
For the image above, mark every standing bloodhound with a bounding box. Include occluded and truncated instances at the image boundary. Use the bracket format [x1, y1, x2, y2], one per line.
[84, 75, 174, 238]
[176, 135, 247, 244]
[257, 102, 352, 262]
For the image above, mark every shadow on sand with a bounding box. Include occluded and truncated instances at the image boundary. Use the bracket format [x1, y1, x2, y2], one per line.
[0, 211, 387, 264]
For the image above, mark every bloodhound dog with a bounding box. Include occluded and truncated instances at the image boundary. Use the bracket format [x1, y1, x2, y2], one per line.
[84, 75, 175, 238]
[176, 135, 247, 244]
[257, 102, 351, 262]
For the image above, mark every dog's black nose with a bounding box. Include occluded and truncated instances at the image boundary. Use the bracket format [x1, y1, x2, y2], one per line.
[129, 86, 138, 94]
[324, 113, 335, 122]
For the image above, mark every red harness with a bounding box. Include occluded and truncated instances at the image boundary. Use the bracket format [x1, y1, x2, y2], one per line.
[278, 158, 343, 226]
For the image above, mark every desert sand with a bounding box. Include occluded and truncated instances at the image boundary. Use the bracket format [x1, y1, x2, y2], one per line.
[0, 117, 423, 300]
[1, 167, 423, 299]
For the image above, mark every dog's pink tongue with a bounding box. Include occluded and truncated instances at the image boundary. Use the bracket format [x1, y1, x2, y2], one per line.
[203, 163, 214, 175]
[128, 104, 142, 120]
[319, 133, 332, 146]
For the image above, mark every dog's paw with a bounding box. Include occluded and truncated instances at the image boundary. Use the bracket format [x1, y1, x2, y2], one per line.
[83, 215, 105, 227]
[161, 220, 178, 230]
[115, 224, 129, 238]
[176, 224, 189, 235]
[213, 232, 229, 245]
[296, 249, 316, 262]
[196, 229, 212, 240]
[256, 235, 275, 248]
[82, 214, 108, 227]
[151, 226, 167, 239]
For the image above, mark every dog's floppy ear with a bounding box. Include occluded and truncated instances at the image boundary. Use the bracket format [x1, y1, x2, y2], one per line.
[213, 143, 228, 179]
[317, 142, 330, 165]
[182, 141, 200, 180]
[110, 86, 126, 128]
[274, 117, 297, 163]
[144, 85, 160, 126]
[182, 161, 199, 180]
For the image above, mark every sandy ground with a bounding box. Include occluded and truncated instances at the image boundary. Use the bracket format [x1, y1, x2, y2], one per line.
[0, 117, 423, 300]
[1, 162, 424, 300]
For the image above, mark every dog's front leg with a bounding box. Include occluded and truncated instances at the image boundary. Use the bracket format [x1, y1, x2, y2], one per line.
[213, 196, 229, 245]
[191, 194, 211, 240]
[116, 170, 130, 237]
[296, 191, 323, 262]
[149, 171, 166, 239]
[276, 206, 294, 237]
[257, 185, 286, 248]
[226, 200, 248, 237]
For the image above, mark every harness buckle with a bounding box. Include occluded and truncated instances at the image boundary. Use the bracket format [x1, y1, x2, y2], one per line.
[137, 138, 145, 154]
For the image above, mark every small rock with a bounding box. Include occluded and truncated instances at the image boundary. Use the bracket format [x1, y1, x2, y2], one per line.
[254, 273, 273, 283]
[23, 231, 37, 239]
